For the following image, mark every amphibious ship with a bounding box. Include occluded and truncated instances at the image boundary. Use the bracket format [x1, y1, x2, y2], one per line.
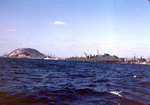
[66, 50, 124, 64]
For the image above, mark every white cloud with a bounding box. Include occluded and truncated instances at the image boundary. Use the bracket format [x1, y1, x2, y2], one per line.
[52, 21, 67, 25]
[4, 29, 16, 32]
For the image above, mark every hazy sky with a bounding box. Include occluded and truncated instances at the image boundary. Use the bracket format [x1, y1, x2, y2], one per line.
[0, 0, 150, 57]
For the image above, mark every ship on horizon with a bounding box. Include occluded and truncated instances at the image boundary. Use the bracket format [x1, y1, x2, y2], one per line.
[66, 50, 124, 64]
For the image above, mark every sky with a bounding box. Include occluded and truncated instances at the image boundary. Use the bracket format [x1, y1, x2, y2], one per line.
[0, 0, 150, 58]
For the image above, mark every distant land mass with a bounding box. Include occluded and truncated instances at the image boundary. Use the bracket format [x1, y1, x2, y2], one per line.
[4, 48, 45, 59]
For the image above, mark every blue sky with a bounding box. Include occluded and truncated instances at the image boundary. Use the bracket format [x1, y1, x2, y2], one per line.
[0, 0, 150, 57]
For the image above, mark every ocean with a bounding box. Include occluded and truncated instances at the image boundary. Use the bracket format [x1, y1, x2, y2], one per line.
[0, 58, 150, 105]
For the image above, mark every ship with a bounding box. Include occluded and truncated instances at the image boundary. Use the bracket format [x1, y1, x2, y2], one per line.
[66, 50, 124, 64]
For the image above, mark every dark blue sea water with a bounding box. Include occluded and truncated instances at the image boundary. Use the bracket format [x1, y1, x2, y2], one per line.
[0, 58, 150, 105]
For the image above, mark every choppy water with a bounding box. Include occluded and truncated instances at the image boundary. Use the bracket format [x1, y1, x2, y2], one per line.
[0, 58, 150, 105]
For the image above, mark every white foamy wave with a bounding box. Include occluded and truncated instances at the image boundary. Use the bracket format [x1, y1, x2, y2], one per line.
[110, 91, 123, 98]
